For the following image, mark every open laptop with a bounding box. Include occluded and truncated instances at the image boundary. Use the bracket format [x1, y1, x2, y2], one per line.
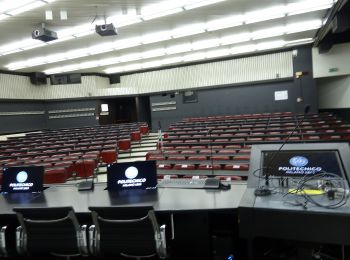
[1, 166, 44, 193]
[107, 161, 157, 191]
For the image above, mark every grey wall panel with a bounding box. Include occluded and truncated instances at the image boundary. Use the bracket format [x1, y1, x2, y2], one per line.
[45, 100, 99, 129]
[0, 102, 46, 134]
[150, 46, 317, 131]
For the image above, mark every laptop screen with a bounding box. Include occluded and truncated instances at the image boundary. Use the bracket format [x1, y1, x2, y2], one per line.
[2, 166, 44, 193]
[262, 150, 344, 177]
[107, 161, 157, 191]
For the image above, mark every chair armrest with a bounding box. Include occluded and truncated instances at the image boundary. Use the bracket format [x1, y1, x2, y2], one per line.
[88, 225, 96, 256]
[78, 225, 88, 256]
[158, 225, 167, 259]
[0, 226, 7, 257]
[16, 226, 24, 256]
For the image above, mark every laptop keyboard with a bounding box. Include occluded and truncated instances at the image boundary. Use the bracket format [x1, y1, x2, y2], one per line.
[158, 178, 219, 189]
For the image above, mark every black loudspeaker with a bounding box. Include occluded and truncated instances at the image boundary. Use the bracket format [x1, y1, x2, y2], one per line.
[31, 28, 58, 42]
[109, 74, 121, 84]
[332, 13, 350, 33]
[30, 72, 47, 85]
[95, 24, 118, 36]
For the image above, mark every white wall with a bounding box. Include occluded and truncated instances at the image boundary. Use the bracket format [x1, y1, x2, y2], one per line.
[112, 51, 293, 95]
[0, 51, 293, 100]
[313, 42, 350, 78]
[318, 76, 350, 109]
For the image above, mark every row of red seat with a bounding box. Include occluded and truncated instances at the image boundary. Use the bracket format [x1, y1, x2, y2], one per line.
[0, 122, 150, 184]
[157, 163, 249, 171]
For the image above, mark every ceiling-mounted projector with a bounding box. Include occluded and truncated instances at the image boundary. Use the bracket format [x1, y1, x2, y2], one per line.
[32, 28, 58, 42]
[95, 23, 118, 36]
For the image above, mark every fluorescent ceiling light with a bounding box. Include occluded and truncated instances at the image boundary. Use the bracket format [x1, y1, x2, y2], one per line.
[114, 38, 141, 50]
[2, 49, 22, 55]
[119, 53, 141, 63]
[245, 6, 286, 24]
[206, 15, 244, 31]
[45, 10, 53, 20]
[142, 7, 183, 21]
[285, 38, 314, 46]
[230, 44, 256, 54]
[98, 57, 120, 66]
[117, 18, 143, 27]
[104, 66, 124, 74]
[206, 48, 230, 58]
[172, 23, 205, 38]
[73, 30, 94, 38]
[192, 39, 220, 50]
[183, 52, 205, 62]
[0, 0, 32, 12]
[285, 20, 322, 34]
[141, 31, 172, 44]
[7, 1, 45, 15]
[166, 43, 192, 54]
[47, 36, 75, 44]
[142, 61, 161, 69]
[184, 0, 227, 10]
[221, 33, 251, 46]
[251, 26, 285, 40]
[142, 48, 165, 59]
[256, 40, 285, 50]
[286, 0, 334, 16]
[162, 56, 183, 65]
[123, 64, 142, 71]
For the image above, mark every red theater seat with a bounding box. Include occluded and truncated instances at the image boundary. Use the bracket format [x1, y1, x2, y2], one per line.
[118, 139, 131, 152]
[198, 164, 222, 170]
[44, 167, 67, 184]
[218, 149, 237, 154]
[212, 155, 230, 161]
[233, 155, 250, 161]
[224, 164, 249, 171]
[174, 164, 196, 170]
[157, 164, 173, 170]
[167, 156, 186, 161]
[140, 125, 149, 135]
[148, 155, 166, 161]
[130, 131, 141, 142]
[100, 149, 117, 164]
[216, 175, 243, 181]
[188, 156, 207, 161]
[73, 160, 95, 178]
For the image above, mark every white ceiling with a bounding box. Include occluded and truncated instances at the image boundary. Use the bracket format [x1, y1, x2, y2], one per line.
[0, 0, 335, 75]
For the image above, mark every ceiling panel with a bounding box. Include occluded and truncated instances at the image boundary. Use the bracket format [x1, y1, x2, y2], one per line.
[0, 0, 335, 74]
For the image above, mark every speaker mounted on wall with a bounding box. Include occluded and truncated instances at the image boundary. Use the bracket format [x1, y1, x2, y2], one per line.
[30, 72, 47, 85]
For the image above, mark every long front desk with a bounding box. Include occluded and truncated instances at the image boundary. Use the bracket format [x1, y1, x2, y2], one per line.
[0, 182, 247, 259]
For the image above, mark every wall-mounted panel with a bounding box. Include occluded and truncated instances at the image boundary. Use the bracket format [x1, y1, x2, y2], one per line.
[313, 43, 350, 78]
[113, 51, 293, 95]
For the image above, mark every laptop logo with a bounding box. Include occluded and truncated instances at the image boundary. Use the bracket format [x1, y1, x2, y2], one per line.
[16, 171, 28, 183]
[125, 166, 138, 179]
[289, 156, 309, 167]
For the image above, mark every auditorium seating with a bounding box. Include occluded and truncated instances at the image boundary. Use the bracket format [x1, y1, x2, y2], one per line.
[0, 123, 149, 184]
[150, 112, 350, 179]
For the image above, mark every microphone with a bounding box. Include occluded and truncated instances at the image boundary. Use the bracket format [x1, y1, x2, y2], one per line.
[207, 128, 214, 176]
[254, 105, 310, 196]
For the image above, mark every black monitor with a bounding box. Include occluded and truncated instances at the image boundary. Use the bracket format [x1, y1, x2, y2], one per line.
[262, 150, 343, 177]
[247, 143, 350, 188]
[107, 161, 157, 191]
[1, 166, 44, 193]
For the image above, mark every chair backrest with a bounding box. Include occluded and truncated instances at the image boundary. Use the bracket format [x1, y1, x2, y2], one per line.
[89, 206, 167, 258]
[13, 207, 87, 257]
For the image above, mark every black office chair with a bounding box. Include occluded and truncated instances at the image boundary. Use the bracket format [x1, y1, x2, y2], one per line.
[13, 207, 88, 258]
[89, 206, 167, 259]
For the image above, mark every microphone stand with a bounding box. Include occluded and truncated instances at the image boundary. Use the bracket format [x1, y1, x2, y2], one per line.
[255, 105, 310, 196]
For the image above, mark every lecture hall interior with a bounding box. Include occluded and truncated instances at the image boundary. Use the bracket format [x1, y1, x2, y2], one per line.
[0, 0, 350, 259]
